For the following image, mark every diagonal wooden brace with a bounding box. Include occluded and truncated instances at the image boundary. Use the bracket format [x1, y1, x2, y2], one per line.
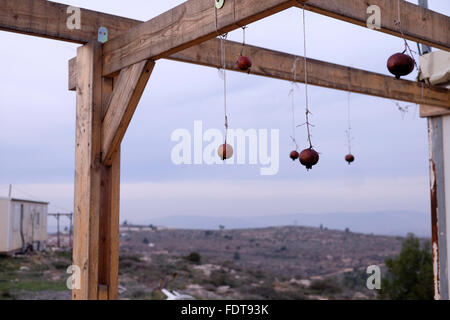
[101, 60, 155, 166]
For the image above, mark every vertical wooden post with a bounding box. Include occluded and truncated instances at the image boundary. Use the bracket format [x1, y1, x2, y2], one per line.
[71, 42, 152, 300]
[73, 42, 103, 300]
[98, 147, 121, 300]
[72, 42, 122, 300]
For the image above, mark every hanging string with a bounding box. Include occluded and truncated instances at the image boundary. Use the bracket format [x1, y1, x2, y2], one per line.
[300, 7, 313, 149]
[346, 92, 354, 154]
[240, 26, 248, 55]
[394, 82, 424, 119]
[214, 0, 231, 144]
[219, 33, 229, 144]
[289, 57, 300, 149]
[395, 0, 418, 70]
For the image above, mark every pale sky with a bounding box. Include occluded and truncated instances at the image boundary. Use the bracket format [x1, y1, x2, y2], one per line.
[1, 1, 449, 231]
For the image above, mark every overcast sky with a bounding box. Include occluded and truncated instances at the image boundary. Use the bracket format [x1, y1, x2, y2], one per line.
[1, 1, 449, 230]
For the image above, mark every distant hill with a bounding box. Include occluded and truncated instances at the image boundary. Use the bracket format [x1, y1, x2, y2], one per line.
[121, 225, 406, 282]
[140, 211, 430, 237]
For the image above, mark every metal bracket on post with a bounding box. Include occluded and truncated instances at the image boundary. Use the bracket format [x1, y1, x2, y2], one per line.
[215, 0, 225, 9]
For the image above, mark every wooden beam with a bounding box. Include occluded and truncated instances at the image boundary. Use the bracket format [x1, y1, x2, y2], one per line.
[421, 105, 450, 118]
[73, 41, 103, 300]
[73, 41, 123, 300]
[297, 0, 450, 52]
[98, 147, 121, 300]
[0, 0, 138, 44]
[2, 0, 448, 53]
[70, 39, 450, 108]
[101, 0, 301, 76]
[101, 60, 154, 166]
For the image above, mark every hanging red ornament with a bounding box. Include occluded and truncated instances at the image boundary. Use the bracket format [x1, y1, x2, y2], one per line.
[218, 143, 233, 160]
[297, 10, 319, 171]
[236, 26, 252, 73]
[345, 154, 355, 165]
[289, 150, 299, 161]
[236, 55, 252, 72]
[299, 148, 319, 170]
[344, 92, 356, 166]
[387, 52, 415, 79]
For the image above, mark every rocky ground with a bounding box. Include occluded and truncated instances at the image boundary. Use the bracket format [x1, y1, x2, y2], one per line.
[0, 226, 410, 300]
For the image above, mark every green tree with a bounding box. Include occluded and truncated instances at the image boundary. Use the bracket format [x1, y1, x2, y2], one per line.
[185, 252, 201, 264]
[378, 233, 433, 300]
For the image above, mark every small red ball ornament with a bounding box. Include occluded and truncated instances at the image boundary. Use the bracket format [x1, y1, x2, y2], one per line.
[236, 55, 252, 72]
[290, 150, 299, 161]
[218, 144, 233, 160]
[345, 154, 355, 165]
[387, 53, 415, 79]
[299, 148, 319, 170]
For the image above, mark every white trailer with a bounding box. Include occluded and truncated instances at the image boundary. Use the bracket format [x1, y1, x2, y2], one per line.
[0, 197, 48, 253]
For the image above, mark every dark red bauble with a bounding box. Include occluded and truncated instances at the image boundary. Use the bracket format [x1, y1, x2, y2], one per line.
[299, 148, 319, 170]
[236, 55, 252, 71]
[290, 150, 299, 161]
[387, 53, 415, 79]
[345, 154, 355, 164]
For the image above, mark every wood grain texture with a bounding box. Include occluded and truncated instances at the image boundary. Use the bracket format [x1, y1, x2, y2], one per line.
[2, 0, 448, 52]
[97, 79, 121, 301]
[298, 0, 450, 52]
[70, 39, 450, 108]
[101, 60, 155, 165]
[421, 105, 450, 117]
[97, 284, 108, 300]
[0, 0, 138, 44]
[98, 148, 121, 300]
[102, 0, 300, 76]
[73, 42, 123, 300]
[168, 39, 450, 108]
[73, 42, 103, 300]
[107, 147, 121, 300]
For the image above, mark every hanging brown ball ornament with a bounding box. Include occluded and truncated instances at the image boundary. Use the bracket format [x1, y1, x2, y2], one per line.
[387, 53, 415, 79]
[218, 143, 233, 160]
[299, 148, 319, 170]
[236, 55, 252, 72]
[345, 154, 355, 165]
[290, 150, 299, 161]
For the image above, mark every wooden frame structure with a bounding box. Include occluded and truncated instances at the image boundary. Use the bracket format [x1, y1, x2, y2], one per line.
[1, 0, 449, 300]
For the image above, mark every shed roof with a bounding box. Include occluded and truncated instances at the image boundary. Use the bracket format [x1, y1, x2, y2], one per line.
[10, 198, 49, 205]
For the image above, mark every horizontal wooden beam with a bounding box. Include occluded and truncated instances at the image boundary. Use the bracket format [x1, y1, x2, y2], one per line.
[70, 39, 450, 108]
[101, 60, 155, 166]
[297, 0, 450, 52]
[0, 0, 138, 44]
[102, 0, 301, 76]
[2, 0, 448, 53]
[421, 105, 450, 118]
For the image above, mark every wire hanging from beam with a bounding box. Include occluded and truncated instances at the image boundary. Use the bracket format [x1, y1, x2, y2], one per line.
[394, 0, 418, 71]
[296, 7, 314, 149]
[346, 92, 354, 154]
